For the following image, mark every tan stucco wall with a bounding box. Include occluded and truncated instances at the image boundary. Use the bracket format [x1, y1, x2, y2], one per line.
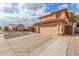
[40, 14, 56, 22]
[35, 26, 39, 33]
[59, 12, 67, 19]
[39, 23, 64, 35]
[35, 23, 65, 35]
[40, 11, 68, 22]
[58, 24, 63, 35]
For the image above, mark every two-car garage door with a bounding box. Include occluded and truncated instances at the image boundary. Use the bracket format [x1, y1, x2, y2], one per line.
[39, 24, 59, 35]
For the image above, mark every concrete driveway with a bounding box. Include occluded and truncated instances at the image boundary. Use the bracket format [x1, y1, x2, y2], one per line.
[39, 36, 70, 56]
[0, 33, 79, 56]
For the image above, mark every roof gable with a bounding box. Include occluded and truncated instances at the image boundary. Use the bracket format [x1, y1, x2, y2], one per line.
[38, 8, 69, 19]
[33, 8, 69, 26]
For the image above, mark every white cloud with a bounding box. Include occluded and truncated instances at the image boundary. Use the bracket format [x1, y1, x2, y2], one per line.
[0, 3, 47, 18]
[58, 4, 68, 10]
[0, 10, 18, 18]
[0, 3, 12, 9]
[76, 3, 79, 9]
[0, 3, 47, 26]
[17, 3, 47, 19]
[0, 3, 17, 18]
[35, 4, 46, 16]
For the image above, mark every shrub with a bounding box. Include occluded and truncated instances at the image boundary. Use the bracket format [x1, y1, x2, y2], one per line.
[4, 26, 9, 31]
[0, 27, 2, 30]
[29, 26, 36, 32]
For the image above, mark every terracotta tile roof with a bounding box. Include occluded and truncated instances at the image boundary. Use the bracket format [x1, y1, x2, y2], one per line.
[34, 19, 67, 25]
[38, 8, 69, 19]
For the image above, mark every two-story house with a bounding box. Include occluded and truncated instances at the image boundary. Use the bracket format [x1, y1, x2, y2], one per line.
[33, 9, 70, 35]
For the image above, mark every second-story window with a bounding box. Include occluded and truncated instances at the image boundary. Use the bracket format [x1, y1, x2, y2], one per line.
[56, 13, 61, 18]
[41, 24, 51, 27]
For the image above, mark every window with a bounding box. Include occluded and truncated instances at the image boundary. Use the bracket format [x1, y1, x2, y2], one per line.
[41, 24, 51, 27]
[52, 24, 57, 27]
[56, 13, 61, 18]
[40, 24, 57, 27]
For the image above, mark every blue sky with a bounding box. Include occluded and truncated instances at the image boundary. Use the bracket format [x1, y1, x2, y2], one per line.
[0, 3, 79, 27]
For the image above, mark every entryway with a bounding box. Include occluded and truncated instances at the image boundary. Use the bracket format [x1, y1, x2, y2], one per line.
[74, 23, 79, 34]
[65, 26, 73, 35]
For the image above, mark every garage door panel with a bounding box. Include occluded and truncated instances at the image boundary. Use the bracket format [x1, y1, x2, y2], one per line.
[40, 27, 58, 35]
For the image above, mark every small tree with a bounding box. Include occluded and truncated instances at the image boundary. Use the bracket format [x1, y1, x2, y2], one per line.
[68, 12, 79, 35]
[0, 27, 2, 30]
[29, 26, 36, 32]
[69, 12, 79, 26]
[4, 26, 9, 31]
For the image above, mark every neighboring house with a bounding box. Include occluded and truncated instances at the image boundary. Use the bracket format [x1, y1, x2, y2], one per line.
[33, 9, 70, 35]
[8, 24, 25, 31]
[0, 28, 6, 32]
[24, 25, 29, 31]
[17, 24, 25, 31]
